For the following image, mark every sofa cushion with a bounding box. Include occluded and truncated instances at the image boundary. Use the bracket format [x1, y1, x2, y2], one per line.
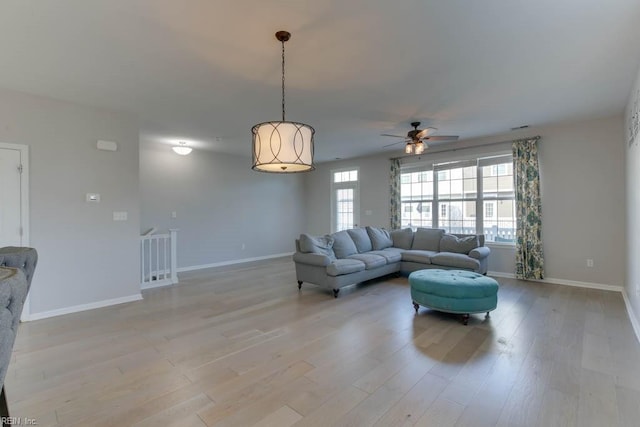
[401, 250, 438, 264]
[347, 228, 373, 253]
[347, 254, 387, 270]
[368, 250, 402, 263]
[439, 234, 479, 254]
[430, 252, 481, 271]
[412, 228, 445, 251]
[331, 231, 358, 259]
[390, 228, 414, 249]
[299, 234, 335, 258]
[366, 226, 393, 250]
[326, 259, 366, 277]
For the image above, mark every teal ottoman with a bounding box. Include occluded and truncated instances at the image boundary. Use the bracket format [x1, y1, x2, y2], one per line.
[409, 269, 499, 325]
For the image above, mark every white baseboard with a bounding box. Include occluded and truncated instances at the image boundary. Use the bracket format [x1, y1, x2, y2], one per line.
[487, 271, 637, 344]
[537, 277, 623, 292]
[487, 271, 622, 292]
[177, 252, 293, 273]
[23, 294, 143, 322]
[487, 271, 516, 279]
[141, 278, 176, 290]
[622, 290, 640, 344]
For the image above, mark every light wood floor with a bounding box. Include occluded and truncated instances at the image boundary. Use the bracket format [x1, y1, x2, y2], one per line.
[6, 258, 640, 426]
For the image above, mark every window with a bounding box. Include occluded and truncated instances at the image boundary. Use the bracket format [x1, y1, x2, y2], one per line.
[400, 154, 515, 243]
[480, 158, 515, 242]
[331, 168, 359, 232]
[400, 170, 433, 228]
[334, 169, 358, 183]
[440, 204, 447, 218]
[485, 202, 494, 218]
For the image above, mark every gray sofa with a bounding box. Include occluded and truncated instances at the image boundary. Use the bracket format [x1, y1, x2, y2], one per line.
[0, 247, 38, 420]
[293, 227, 490, 297]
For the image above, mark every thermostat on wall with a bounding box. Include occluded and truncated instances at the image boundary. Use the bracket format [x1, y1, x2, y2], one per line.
[97, 140, 118, 151]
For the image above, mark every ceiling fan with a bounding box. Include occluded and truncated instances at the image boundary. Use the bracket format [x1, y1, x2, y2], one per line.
[381, 122, 459, 154]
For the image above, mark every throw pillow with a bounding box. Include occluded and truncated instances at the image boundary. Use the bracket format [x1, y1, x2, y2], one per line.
[366, 226, 393, 250]
[299, 234, 335, 258]
[347, 228, 373, 253]
[390, 228, 414, 249]
[412, 228, 445, 251]
[439, 234, 479, 254]
[331, 230, 358, 258]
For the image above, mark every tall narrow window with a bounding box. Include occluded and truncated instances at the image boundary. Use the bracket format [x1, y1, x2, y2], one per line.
[480, 156, 515, 242]
[331, 168, 359, 232]
[435, 161, 477, 235]
[400, 170, 433, 228]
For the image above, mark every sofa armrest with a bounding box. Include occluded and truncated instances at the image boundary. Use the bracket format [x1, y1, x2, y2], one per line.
[293, 252, 332, 267]
[468, 246, 491, 260]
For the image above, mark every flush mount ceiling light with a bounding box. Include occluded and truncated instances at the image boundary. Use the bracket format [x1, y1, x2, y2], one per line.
[172, 141, 192, 155]
[251, 30, 315, 173]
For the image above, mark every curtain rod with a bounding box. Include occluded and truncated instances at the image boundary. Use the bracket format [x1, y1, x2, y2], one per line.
[389, 135, 540, 161]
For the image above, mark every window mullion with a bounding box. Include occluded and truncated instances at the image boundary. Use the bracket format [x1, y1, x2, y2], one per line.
[433, 171, 439, 228]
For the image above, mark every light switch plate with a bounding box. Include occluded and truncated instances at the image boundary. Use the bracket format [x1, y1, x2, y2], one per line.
[86, 193, 100, 203]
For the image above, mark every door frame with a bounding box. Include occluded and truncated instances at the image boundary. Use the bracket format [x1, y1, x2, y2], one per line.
[0, 142, 30, 320]
[330, 167, 360, 232]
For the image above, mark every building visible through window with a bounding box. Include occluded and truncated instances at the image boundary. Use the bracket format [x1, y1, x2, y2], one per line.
[399, 155, 515, 243]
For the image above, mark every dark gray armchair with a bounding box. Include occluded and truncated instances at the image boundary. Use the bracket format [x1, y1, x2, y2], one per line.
[0, 247, 38, 423]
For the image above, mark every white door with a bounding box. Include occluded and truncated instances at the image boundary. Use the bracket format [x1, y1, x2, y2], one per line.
[0, 147, 23, 246]
[0, 143, 30, 321]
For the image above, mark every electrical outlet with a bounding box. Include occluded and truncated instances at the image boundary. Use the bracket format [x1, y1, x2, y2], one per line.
[241, 243, 246, 250]
[586, 259, 594, 268]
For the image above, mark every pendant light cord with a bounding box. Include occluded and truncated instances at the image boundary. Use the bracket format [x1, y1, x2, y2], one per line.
[281, 39, 286, 121]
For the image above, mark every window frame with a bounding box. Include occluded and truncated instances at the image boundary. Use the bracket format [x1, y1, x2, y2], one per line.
[399, 153, 515, 245]
[330, 167, 360, 232]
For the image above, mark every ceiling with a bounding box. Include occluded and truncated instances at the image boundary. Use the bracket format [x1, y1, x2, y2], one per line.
[1, 0, 640, 162]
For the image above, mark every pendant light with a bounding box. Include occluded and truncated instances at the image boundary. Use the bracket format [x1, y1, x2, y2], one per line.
[251, 31, 315, 173]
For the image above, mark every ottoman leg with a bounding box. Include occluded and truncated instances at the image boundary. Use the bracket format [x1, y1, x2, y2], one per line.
[462, 314, 469, 325]
[333, 288, 340, 298]
[297, 280, 303, 290]
[413, 302, 419, 313]
[485, 311, 490, 319]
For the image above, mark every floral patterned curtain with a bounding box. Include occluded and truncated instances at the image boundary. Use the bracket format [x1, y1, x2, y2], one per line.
[513, 137, 544, 280]
[390, 158, 401, 230]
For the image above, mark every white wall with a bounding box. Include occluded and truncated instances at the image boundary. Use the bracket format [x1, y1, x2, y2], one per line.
[305, 115, 626, 286]
[625, 66, 640, 327]
[304, 155, 391, 235]
[0, 88, 140, 316]
[140, 140, 306, 269]
[537, 117, 625, 286]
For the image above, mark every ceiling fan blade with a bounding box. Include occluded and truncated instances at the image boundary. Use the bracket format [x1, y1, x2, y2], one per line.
[415, 127, 436, 139]
[382, 140, 407, 148]
[380, 133, 406, 138]
[424, 135, 459, 141]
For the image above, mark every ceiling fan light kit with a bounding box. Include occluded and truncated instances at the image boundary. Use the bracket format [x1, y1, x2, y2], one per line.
[251, 31, 315, 173]
[405, 140, 426, 155]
